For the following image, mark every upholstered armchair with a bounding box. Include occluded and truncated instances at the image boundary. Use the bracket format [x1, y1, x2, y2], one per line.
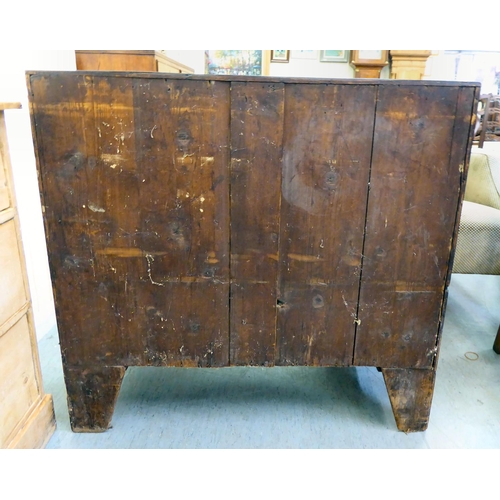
[453, 145, 500, 352]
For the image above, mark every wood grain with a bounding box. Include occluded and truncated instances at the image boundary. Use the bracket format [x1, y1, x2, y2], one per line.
[353, 84, 477, 368]
[29, 73, 231, 369]
[0, 105, 55, 448]
[0, 124, 11, 210]
[76, 51, 158, 72]
[75, 51, 193, 74]
[6, 394, 56, 449]
[27, 72, 479, 432]
[229, 81, 284, 366]
[0, 315, 39, 446]
[0, 220, 28, 328]
[382, 368, 436, 432]
[0, 102, 21, 110]
[64, 365, 126, 432]
[276, 83, 377, 366]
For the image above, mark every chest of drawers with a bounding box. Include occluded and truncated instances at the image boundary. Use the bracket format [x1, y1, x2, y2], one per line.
[0, 103, 55, 447]
[27, 71, 478, 432]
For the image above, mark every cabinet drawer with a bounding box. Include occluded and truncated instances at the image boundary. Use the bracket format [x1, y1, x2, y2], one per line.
[0, 314, 39, 446]
[0, 219, 27, 327]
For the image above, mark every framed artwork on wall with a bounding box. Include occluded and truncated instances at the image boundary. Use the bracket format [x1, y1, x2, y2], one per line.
[205, 50, 270, 76]
[350, 50, 389, 66]
[271, 50, 290, 63]
[320, 50, 349, 62]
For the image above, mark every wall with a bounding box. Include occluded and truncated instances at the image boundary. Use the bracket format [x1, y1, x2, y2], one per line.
[0, 50, 76, 340]
[165, 50, 391, 79]
[424, 51, 456, 80]
[268, 51, 356, 78]
[425, 50, 500, 93]
[164, 50, 206, 74]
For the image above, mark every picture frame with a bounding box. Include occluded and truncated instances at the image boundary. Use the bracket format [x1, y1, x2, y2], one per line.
[319, 50, 349, 63]
[271, 50, 290, 63]
[350, 50, 389, 66]
[205, 50, 270, 76]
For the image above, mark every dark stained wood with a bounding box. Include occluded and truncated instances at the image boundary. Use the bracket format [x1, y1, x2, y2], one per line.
[63, 365, 126, 432]
[382, 368, 436, 432]
[276, 84, 377, 366]
[29, 70, 482, 87]
[29, 73, 231, 370]
[354, 85, 478, 369]
[27, 71, 479, 432]
[128, 78, 231, 367]
[229, 81, 284, 366]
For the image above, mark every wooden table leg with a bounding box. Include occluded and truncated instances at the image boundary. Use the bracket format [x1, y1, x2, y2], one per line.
[381, 368, 436, 432]
[494, 325, 500, 355]
[63, 365, 127, 432]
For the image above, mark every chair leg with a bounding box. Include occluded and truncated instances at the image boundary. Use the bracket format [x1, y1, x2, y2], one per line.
[494, 325, 500, 355]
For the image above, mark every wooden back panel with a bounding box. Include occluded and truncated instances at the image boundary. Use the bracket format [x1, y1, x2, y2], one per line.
[29, 72, 230, 368]
[354, 85, 477, 368]
[275, 83, 377, 366]
[28, 72, 478, 370]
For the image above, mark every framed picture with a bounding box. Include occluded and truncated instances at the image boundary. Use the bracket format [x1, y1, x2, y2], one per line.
[320, 50, 349, 63]
[350, 50, 389, 66]
[271, 50, 290, 63]
[205, 50, 270, 76]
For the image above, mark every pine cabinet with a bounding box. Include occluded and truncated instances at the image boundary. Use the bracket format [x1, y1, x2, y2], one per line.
[0, 103, 55, 448]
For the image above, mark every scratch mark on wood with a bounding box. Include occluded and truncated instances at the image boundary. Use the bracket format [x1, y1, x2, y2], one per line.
[288, 253, 324, 262]
[96, 248, 168, 257]
[101, 153, 123, 163]
[88, 202, 105, 213]
[308, 279, 328, 286]
[145, 254, 165, 287]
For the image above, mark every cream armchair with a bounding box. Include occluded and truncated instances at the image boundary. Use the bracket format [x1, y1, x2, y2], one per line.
[453, 145, 500, 352]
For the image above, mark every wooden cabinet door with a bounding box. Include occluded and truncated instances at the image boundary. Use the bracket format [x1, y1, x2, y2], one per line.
[29, 73, 231, 368]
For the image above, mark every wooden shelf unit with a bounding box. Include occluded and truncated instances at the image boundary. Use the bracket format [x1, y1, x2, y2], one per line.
[75, 50, 194, 74]
[0, 103, 56, 448]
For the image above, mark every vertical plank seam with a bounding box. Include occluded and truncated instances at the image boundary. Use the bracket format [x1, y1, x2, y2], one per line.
[228, 81, 233, 366]
[432, 85, 479, 369]
[133, 76, 147, 363]
[273, 83, 286, 367]
[351, 85, 379, 366]
[430, 87, 462, 369]
[83, 75, 97, 283]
